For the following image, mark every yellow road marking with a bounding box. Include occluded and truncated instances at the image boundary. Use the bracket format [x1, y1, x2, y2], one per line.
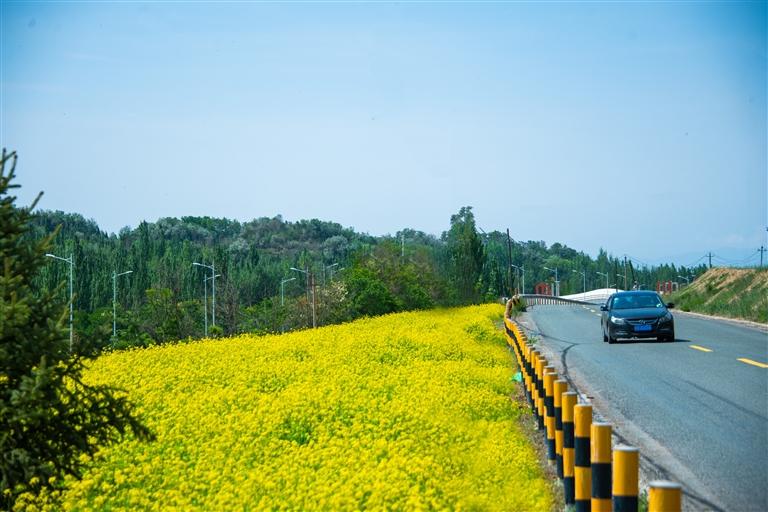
[737, 358, 768, 369]
[689, 345, 713, 353]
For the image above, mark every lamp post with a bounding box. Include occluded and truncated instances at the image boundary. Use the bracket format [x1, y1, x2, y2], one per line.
[291, 267, 315, 328]
[677, 275, 690, 286]
[112, 270, 133, 339]
[511, 264, 525, 295]
[45, 253, 74, 351]
[281, 277, 296, 307]
[193, 261, 217, 329]
[202, 273, 221, 337]
[596, 271, 609, 290]
[573, 269, 586, 296]
[543, 266, 559, 296]
[324, 262, 339, 286]
[616, 274, 624, 292]
[280, 276, 296, 333]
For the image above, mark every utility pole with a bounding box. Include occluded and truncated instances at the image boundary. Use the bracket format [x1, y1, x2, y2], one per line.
[708, 252, 713, 269]
[759, 246, 766, 267]
[623, 255, 628, 291]
[506, 229, 513, 296]
[401, 232, 405, 259]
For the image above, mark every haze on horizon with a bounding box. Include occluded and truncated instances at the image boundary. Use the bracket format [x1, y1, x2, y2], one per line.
[2, 1, 765, 266]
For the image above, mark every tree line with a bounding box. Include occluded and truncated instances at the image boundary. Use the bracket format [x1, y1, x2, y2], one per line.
[29, 207, 706, 350]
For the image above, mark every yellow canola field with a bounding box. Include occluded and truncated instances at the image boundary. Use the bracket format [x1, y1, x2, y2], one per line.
[56, 304, 552, 511]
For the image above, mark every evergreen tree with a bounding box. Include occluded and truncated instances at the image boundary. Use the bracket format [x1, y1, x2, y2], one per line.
[0, 150, 153, 508]
[444, 206, 485, 303]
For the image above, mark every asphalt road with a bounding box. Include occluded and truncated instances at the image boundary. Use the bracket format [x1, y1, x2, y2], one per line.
[525, 304, 768, 512]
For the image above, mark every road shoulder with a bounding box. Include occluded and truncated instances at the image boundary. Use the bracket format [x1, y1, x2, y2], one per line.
[673, 310, 768, 333]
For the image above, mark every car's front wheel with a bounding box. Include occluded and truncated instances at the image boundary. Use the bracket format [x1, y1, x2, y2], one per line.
[660, 330, 675, 342]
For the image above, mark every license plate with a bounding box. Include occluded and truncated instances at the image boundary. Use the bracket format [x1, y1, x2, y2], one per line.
[634, 324, 652, 332]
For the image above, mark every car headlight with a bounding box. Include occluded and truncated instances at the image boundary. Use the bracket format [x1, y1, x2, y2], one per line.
[659, 312, 673, 323]
[610, 316, 626, 325]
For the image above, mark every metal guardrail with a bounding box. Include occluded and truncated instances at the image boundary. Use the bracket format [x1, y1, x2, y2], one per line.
[519, 294, 605, 306]
[502, 313, 683, 512]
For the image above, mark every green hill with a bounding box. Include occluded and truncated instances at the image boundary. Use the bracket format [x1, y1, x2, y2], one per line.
[670, 268, 768, 324]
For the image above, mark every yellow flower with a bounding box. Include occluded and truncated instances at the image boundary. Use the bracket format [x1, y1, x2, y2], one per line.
[52, 305, 551, 511]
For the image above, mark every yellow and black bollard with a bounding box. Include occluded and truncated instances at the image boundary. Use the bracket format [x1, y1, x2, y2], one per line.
[554, 379, 568, 479]
[543, 367, 557, 463]
[613, 445, 639, 512]
[591, 422, 612, 512]
[562, 391, 578, 505]
[535, 355, 547, 430]
[574, 404, 592, 512]
[529, 350, 540, 421]
[648, 480, 682, 512]
[525, 346, 535, 408]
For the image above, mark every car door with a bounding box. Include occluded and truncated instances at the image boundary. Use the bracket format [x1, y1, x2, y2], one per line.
[601, 295, 613, 333]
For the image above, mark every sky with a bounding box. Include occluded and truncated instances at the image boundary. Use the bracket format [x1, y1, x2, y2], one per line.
[1, 1, 766, 266]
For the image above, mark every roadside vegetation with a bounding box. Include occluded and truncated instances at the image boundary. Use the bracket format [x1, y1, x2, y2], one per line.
[670, 267, 768, 323]
[21, 305, 554, 511]
[29, 206, 705, 352]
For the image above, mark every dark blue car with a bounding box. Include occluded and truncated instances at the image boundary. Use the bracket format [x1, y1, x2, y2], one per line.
[600, 291, 675, 343]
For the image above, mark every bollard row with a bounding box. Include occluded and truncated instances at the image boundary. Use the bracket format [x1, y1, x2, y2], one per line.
[503, 317, 682, 512]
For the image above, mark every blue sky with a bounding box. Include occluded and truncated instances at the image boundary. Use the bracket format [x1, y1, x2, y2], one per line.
[2, 1, 766, 265]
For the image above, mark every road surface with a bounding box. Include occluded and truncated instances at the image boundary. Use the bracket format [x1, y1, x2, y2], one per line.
[524, 304, 767, 512]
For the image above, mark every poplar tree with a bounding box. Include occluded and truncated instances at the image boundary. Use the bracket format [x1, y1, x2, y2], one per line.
[0, 150, 153, 508]
[445, 206, 485, 303]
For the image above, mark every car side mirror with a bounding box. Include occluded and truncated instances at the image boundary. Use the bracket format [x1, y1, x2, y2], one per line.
[666, 302, 675, 309]
[600, 305, 607, 311]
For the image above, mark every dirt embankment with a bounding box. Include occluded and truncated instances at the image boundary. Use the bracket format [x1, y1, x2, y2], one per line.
[671, 267, 768, 324]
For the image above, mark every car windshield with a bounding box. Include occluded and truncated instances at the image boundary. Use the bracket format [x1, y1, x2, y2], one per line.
[612, 294, 664, 309]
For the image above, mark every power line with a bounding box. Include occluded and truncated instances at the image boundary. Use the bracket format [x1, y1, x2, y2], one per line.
[683, 255, 709, 268]
[710, 251, 760, 266]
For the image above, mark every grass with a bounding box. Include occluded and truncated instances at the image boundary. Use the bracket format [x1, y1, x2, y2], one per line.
[670, 268, 768, 324]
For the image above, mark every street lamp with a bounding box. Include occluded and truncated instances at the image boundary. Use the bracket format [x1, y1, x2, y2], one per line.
[511, 264, 525, 295]
[596, 271, 609, 290]
[291, 267, 316, 328]
[45, 253, 74, 351]
[677, 275, 690, 286]
[281, 277, 296, 306]
[202, 273, 220, 337]
[193, 261, 217, 329]
[616, 274, 624, 291]
[324, 262, 339, 285]
[543, 266, 559, 296]
[573, 269, 586, 295]
[112, 270, 133, 339]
